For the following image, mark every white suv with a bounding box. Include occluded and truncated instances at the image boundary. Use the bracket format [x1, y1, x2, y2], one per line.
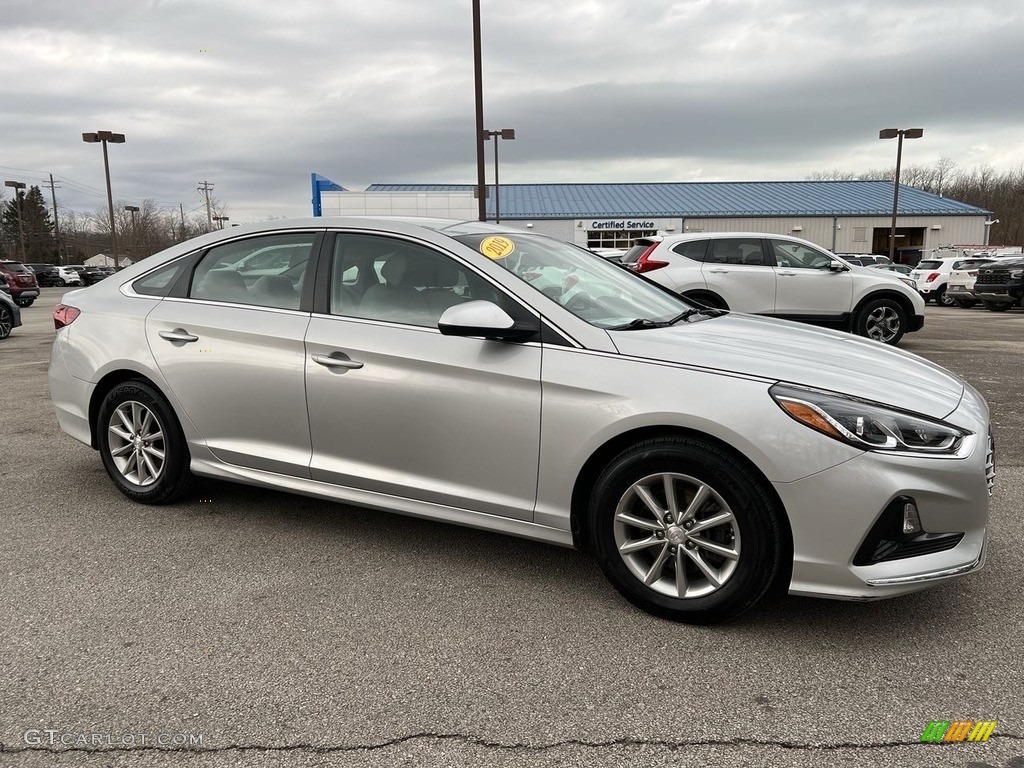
[620, 232, 925, 345]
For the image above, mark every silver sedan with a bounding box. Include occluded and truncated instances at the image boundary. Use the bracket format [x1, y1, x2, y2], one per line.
[49, 218, 992, 623]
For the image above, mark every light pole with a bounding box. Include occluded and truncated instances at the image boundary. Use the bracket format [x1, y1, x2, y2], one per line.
[481, 129, 515, 223]
[82, 130, 126, 264]
[472, 0, 486, 222]
[213, 215, 229, 230]
[4, 180, 27, 260]
[878, 128, 923, 263]
[983, 218, 999, 246]
[124, 205, 139, 262]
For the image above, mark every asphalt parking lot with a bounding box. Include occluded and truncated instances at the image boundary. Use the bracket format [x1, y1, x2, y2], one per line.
[1, 289, 1022, 768]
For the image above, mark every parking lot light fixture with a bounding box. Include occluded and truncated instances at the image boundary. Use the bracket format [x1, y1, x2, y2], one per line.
[4, 180, 27, 260]
[481, 128, 515, 224]
[83, 131, 126, 265]
[878, 128, 924, 262]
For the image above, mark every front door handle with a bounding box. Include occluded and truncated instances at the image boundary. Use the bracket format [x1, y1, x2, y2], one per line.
[776, 270, 798, 276]
[158, 329, 199, 343]
[707, 268, 730, 273]
[312, 353, 364, 371]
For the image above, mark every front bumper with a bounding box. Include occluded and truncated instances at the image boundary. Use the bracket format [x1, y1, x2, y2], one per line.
[776, 399, 990, 600]
[975, 285, 1023, 303]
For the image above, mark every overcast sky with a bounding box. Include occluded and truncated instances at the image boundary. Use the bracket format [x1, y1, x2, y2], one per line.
[3, 0, 1023, 224]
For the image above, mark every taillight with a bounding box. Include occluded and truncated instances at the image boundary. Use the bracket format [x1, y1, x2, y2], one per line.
[53, 304, 81, 329]
[629, 244, 669, 273]
[925, 272, 941, 283]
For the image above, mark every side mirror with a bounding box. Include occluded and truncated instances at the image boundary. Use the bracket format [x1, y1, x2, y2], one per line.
[828, 261, 849, 272]
[437, 300, 538, 342]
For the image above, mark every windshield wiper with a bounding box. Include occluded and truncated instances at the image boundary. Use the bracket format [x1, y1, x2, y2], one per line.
[608, 318, 662, 331]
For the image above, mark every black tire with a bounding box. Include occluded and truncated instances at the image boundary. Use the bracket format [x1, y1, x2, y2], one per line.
[954, 299, 977, 309]
[15, 298, 34, 308]
[588, 437, 782, 624]
[0, 305, 12, 340]
[96, 380, 197, 504]
[854, 296, 906, 345]
[982, 300, 1011, 312]
[56, 278, 66, 287]
[935, 287, 956, 307]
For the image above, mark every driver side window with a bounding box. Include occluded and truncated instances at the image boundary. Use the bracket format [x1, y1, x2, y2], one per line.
[771, 240, 832, 270]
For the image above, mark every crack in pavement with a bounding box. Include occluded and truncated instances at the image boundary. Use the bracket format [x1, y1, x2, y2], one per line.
[2, 731, 1022, 755]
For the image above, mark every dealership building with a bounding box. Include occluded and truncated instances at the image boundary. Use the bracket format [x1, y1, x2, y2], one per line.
[311, 175, 992, 262]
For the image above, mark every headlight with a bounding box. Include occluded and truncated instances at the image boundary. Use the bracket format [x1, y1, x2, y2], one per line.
[770, 384, 969, 455]
[898, 276, 916, 289]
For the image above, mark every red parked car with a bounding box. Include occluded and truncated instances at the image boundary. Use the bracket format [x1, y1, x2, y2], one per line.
[0, 261, 40, 307]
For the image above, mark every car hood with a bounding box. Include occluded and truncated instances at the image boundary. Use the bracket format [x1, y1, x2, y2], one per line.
[609, 313, 965, 418]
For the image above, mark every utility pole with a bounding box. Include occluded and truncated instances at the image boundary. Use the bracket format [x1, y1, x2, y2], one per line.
[44, 174, 65, 263]
[197, 181, 214, 232]
[179, 203, 186, 241]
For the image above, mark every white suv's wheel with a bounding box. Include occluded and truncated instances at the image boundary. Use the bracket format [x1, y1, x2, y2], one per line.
[854, 297, 906, 345]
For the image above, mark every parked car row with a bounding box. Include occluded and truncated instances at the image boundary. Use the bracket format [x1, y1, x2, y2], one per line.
[0, 260, 117, 340]
[911, 254, 1024, 310]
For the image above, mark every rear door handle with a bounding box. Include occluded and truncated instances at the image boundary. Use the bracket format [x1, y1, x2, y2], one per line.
[312, 353, 364, 371]
[158, 329, 199, 343]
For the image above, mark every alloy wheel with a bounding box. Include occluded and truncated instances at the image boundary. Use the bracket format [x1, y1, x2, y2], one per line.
[613, 472, 741, 599]
[864, 305, 901, 342]
[106, 400, 166, 486]
[0, 307, 11, 339]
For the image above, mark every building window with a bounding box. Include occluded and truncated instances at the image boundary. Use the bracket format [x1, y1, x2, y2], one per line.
[853, 227, 867, 243]
[587, 228, 658, 250]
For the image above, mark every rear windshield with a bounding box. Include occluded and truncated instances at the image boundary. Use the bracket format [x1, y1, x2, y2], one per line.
[952, 259, 992, 270]
[620, 243, 654, 265]
[0, 262, 31, 273]
[916, 260, 942, 270]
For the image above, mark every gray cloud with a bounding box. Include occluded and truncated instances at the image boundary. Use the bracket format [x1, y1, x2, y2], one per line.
[3, 0, 1023, 222]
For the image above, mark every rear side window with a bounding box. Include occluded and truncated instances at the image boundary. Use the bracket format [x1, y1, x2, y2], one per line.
[708, 238, 766, 266]
[190, 233, 316, 310]
[670, 240, 710, 262]
[133, 259, 189, 297]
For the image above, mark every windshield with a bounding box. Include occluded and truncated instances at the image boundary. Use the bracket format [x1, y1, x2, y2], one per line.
[452, 232, 693, 329]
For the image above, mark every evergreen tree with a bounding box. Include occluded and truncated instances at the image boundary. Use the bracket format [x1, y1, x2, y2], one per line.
[1, 186, 58, 262]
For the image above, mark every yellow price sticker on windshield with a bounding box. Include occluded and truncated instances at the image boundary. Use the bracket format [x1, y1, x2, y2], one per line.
[480, 236, 516, 260]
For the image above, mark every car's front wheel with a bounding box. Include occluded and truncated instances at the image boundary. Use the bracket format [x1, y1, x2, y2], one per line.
[588, 437, 782, 624]
[854, 297, 907, 345]
[96, 380, 197, 504]
[15, 298, 34, 308]
[0, 305, 13, 339]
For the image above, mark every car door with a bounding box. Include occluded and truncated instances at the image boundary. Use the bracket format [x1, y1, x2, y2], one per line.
[304, 232, 542, 520]
[699, 237, 776, 313]
[145, 231, 321, 477]
[769, 239, 853, 318]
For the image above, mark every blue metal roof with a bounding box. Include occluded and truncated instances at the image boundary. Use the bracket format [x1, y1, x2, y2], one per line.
[361, 180, 987, 219]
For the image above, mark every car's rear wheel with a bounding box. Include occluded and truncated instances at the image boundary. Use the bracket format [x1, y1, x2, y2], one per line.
[15, 298, 34, 308]
[954, 299, 977, 309]
[0, 305, 13, 339]
[982, 300, 1011, 312]
[935, 287, 956, 307]
[854, 297, 906, 345]
[97, 380, 197, 504]
[588, 437, 782, 624]
[681, 291, 727, 310]
[56, 278, 66, 287]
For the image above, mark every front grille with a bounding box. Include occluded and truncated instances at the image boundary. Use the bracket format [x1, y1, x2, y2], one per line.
[986, 431, 996, 496]
[977, 271, 1010, 285]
